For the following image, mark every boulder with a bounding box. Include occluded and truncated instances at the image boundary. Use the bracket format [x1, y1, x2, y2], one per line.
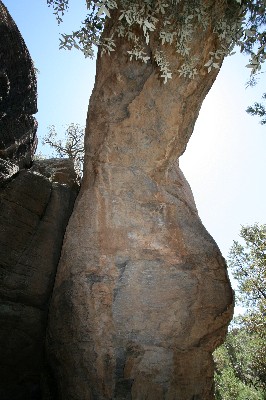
[0, 3, 80, 398]
[0, 0, 37, 184]
[47, 6, 234, 399]
[0, 159, 79, 399]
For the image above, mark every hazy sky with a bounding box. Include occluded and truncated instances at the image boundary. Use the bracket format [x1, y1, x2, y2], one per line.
[4, 1, 266, 276]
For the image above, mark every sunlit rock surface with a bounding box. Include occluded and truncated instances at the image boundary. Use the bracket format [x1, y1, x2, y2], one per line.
[48, 8, 234, 399]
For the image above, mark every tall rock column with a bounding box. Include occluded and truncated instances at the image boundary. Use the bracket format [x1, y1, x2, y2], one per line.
[47, 5, 234, 399]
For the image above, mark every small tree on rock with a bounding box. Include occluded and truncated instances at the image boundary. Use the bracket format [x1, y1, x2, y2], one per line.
[42, 123, 85, 177]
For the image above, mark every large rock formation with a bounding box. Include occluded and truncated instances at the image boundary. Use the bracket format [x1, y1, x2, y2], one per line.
[0, 160, 79, 400]
[47, 4, 234, 399]
[0, 0, 37, 184]
[0, 3, 79, 399]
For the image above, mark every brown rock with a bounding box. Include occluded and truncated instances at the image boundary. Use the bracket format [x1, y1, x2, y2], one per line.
[47, 4, 234, 399]
[0, 160, 78, 399]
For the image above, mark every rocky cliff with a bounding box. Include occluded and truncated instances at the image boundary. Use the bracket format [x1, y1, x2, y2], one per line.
[47, 6, 234, 400]
[1, 1, 234, 398]
[0, 0, 37, 184]
[0, 160, 79, 400]
[0, 3, 79, 399]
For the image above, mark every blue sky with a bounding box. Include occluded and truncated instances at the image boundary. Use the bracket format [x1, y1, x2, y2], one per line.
[4, 1, 266, 279]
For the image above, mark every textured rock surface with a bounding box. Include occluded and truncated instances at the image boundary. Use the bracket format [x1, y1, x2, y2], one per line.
[47, 5, 234, 400]
[0, 159, 78, 400]
[0, 4, 80, 398]
[0, 1, 37, 184]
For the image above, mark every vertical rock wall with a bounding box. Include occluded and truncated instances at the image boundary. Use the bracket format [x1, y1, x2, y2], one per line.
[0, 0, 37, 183]
[0, 3, 79, 399]
[0, 161, 79, 399]
[47, 6, 234, 399]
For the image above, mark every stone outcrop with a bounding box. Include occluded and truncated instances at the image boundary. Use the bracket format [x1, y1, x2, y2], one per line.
[0, 159, 79, 400]
[0, 0, 37, 184]
[47, 4, 235, 399]
[0, 3, 80, 398]
[0, 1, 235, 398]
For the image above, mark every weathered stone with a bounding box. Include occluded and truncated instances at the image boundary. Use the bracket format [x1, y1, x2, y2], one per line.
[0, 0, 37, 183]
[0, 160, 78, 399]
[47, 5, 234, 399]
[31, 158, 80, 187]
[0, 4, 81, 398]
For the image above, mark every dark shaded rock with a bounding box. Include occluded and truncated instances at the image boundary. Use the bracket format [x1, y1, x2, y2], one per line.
[0, 1, 38, 183]
[0, 159, 79, 400]
[0, 4, 80, 398]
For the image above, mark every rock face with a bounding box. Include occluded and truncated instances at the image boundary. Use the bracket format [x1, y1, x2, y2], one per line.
[0, 159, 79, 400]
[0, 3, 80, 398]
[47, 5, 234, 400]
[0, 0, 37, 184]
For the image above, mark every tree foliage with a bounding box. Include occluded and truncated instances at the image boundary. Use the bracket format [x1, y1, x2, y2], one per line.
[246, 92, 266, 125]
[229, 223, 266, 314]
[214, 327, 266, 399]
[214, 224, 266, 398]
[46, 0, 266, 82]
